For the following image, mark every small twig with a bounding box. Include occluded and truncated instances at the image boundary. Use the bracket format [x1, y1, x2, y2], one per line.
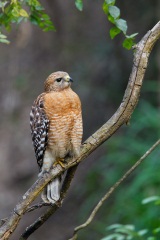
[26, 202, 51, 213]
[69, 139, 160, 240]
[20, 165, 78, 240]
[0, 219, 8, 228]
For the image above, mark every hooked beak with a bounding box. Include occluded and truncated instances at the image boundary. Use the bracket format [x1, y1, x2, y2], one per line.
[64, 75, 73, 83]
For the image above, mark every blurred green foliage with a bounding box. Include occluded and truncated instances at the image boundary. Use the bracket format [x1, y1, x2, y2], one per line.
[75, 0, 138, 49]
[102, 0, 138, 49]
[75, 0, 83, 11]
[0, 0, 55, 43]
[0, 0, 137, 49]
[102, 196, 160, 239]
[76, 81, 159, 239]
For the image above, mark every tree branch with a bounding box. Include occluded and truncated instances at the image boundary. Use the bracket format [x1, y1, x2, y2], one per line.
[25, 203, 51, 213]
[25, 165, 79, 214]
[68, 139, 160, 240]
[20, 166, 78, 240]
[0, 21, 160, 240]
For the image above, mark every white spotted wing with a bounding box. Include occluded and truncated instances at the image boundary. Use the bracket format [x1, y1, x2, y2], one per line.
[30, 94, 49, 170]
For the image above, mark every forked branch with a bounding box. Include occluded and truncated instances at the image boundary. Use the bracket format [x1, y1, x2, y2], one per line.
[20, 166, 78, 240]
[0, 21, 160, 240]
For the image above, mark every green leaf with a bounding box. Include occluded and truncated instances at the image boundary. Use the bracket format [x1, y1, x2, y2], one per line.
[106, 224, 124, 230]
[102, 2, 108, 14]
[101, 233, 124, 240]
[11, 7, 20, 17]
[110, 26, 121, 39]
[19, 9, 29, 17]
[35, 5, 44, 10]
[114, 226, 139, 238]
[115, 19, 127, 34]
[123, 38, 134, 50]
[153, 227, 160, 234]
[17, 16, 24, 24]
[75, 0, 83, 11]
[0, 38, 10, 44]
[0, 33, 7, 38]
[105, 0, 115, 5]
[142, 196, 160, 204]
[30, 15, 39, 25]
[108, 6, 120, 19]
[137, 229, 148, 236]
[126, 33, 138, 38]
[108, 15, 115, 24]
[41, 13, 50, 20]
[43, 26, 55, 32]
[0, 1, 8, 9]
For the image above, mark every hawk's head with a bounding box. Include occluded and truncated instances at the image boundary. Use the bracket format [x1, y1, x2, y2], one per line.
[44, 71, 73, 92]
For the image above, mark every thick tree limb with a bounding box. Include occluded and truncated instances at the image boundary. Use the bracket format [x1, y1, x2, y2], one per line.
[0, 21, 160, 240]
[69, 139, 160, 240]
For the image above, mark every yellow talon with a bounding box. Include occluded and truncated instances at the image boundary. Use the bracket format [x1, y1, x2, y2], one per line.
[54, 158, 65, 168]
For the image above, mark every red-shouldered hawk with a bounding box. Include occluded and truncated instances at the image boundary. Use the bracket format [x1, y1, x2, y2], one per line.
[30, 71, 83, 203]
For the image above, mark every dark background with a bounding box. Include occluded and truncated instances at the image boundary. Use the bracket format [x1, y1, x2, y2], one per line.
[0, 1, 159, 239]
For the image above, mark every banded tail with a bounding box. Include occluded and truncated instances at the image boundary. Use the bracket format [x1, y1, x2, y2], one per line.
[41, 177, 61, 204]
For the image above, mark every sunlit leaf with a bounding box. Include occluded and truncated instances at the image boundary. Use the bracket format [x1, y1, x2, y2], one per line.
[126, 33, 138, 38]
[0, 38, 10, 44]
[75, 0, 83, 11]
[115, 18, 127, 34]
[108, 6, 120, 19]
[0, 33, 7, 38]
[105, 0, 115, 5]
[142, 196, 160, 204]
[101, 233, 124, 240]
[137, 229, 148, 236]
[35, 5, 44, 10]
[153, 227, 160, 234]
[106, 224, 127, 231]
[0, 1, 8, 9]
[19, 9, 29, 17]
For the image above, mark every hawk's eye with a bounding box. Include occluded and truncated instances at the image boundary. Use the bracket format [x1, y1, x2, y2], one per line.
[56, 78, 62, 82]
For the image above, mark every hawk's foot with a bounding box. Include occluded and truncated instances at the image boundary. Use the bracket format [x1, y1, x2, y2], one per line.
[54, 158, 65, 168]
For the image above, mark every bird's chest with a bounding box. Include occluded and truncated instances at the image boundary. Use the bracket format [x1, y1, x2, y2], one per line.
[44, 91, 79, 152]
[44, 90, 78, 116]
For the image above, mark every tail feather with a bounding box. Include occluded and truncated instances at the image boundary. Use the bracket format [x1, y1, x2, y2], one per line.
[41, 178, 61, 204]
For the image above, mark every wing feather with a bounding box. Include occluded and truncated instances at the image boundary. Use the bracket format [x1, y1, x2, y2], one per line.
[30, 94, 49, 170]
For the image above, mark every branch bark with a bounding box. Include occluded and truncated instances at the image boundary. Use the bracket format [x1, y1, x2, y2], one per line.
[68, 139, 160, 240]
[0, 21, 160, 240]
[20, 166, 78, 240]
